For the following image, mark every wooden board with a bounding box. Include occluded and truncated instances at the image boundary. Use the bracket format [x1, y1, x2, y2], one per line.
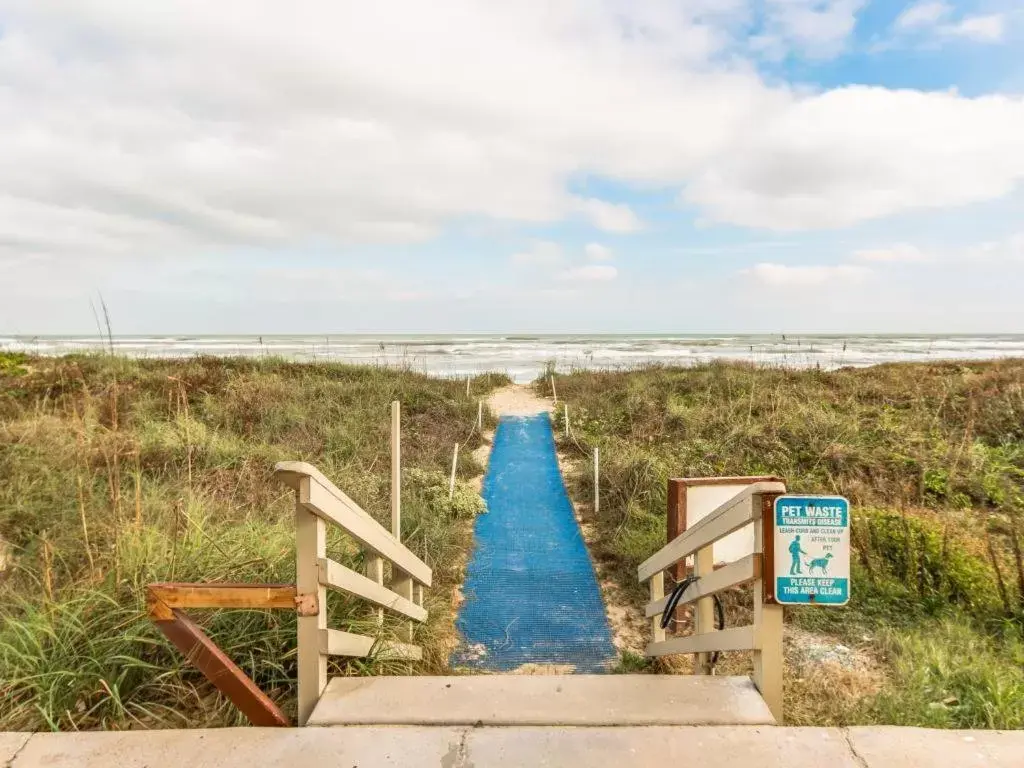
[645, 625, 757, 658]
[644, 555, 761, 618]
[319, 557, 427, 622]
[637, 481, 785, 582]
[319, 629, 423, 661]
[147, 583, 296, 616]
[280, 464, 433, 587]
[153, 608, 289, 727]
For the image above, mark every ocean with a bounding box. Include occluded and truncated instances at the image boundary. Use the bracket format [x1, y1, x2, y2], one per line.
[3, 334, 1023, 383]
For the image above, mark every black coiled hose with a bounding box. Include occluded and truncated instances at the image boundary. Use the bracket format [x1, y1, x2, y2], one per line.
[659, 575, 726, 667]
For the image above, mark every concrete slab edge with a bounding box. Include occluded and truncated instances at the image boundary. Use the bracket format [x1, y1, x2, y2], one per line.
[1, 732, 32, 768]
[3, 726, 1024, 768]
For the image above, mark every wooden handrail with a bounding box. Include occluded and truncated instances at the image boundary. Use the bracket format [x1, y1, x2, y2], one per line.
[643, 554, 760, 618]
[646, 626, 757, 657]
[276, 462, 432, 587]
[640, 477, 786, 724]
[637, 480, 785, 582]
[319, 629, 423, 661]
[318, 557, 427, 622]
[276, 460, 431, 725]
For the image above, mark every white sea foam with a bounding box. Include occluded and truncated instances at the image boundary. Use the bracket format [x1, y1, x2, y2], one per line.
[4, 334, 1023, 383]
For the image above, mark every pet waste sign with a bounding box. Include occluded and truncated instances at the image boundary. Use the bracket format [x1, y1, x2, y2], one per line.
[773, 495, 850, 606]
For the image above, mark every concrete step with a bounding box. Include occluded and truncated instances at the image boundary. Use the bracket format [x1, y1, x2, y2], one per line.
[307, 674, 775, 727]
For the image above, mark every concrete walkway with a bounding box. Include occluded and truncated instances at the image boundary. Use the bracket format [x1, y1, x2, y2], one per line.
[3, 727, 1024, 767]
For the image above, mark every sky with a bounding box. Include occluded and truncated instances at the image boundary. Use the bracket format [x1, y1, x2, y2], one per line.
[1, 0, 1023, 335]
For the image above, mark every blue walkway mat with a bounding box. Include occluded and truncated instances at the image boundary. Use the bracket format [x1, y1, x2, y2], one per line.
[453, 414, 616, 672]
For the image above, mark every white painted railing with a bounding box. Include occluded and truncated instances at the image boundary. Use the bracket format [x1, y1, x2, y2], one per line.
[637, 479, 786, 722]
[275, 460, 432, 726]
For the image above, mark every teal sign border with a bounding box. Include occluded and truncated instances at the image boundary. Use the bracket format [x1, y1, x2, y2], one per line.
[773, 495, 850, 606]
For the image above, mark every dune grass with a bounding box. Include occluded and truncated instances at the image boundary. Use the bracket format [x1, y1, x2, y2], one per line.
[0, 353, 506, 730]
[548, 359, 1024, 728]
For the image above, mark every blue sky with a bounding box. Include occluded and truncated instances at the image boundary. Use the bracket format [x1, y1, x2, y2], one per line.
[1, 1, 1023, 334]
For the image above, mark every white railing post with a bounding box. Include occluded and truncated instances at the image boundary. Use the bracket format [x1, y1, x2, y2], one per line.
[650, 571, 666, 645]
[295, 478, 327, 726]
[752, 492, 784, 722]
[693, 544, 715, 674]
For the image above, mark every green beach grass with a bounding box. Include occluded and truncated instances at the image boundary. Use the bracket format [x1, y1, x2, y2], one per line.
[4, 352, 1024, 730]
[0, 353, 505, 730]
[549, 359, 1024, 728]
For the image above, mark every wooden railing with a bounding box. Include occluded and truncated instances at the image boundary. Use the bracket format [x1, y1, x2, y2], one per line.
[637, 479, 786, 722]
[275, 460, 432, 726]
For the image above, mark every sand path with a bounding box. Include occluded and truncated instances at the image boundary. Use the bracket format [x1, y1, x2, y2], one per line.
[486, 384, 552, 417]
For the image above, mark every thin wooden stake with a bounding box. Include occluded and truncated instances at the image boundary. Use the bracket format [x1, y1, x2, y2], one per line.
[76, 475, 96, 575]
[477, 400, 483, 430]
[41, 536, 53, 602]
[391, 401, 401, 539]
[593, 446, 600, 514]
[563, 403, 569, 438]
[134, 458, 143, 530]
[449, 442, 460, 499]
[466, 377, 471, 397]
[550, 374, 558, 404]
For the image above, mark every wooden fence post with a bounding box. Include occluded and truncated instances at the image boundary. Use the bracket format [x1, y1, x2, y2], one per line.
[550, 374, 558, 404]
[753, 492, 784, 722]
[666, 479, 688, 632]
[449, 442, 459, 499]
[391, 401, 401, 539]
[693, 544, 715, 674]
[477, 400, 483, 430]
[650, 571, 666, 645]
[295, 478, 327, 726]
[563, 403, 569, 438]
[593, 446, 600, 514]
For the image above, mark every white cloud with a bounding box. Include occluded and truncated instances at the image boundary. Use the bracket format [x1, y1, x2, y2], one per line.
[755, 0, 867, 60]
[559, 264, 619, 282]
[742, 263, 870, 287]
[946, 14, 1004, 42]
[895, 2, 951, 30]
[0, 0, 756, 268]
[584, 243, 614, 261]
[686, 87, 1024, 230]
[852, 244, 928, 263]
[575, 199, 643, 233]
[0, 0, 1022, 294]
[849, 233, 1023, 267]
[893, 3, 1004, 43]
[511, 241, 563, 268]
[960, 233, 1024, 263]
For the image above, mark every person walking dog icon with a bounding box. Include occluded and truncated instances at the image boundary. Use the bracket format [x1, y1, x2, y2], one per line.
[789, 535, 808, 575]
